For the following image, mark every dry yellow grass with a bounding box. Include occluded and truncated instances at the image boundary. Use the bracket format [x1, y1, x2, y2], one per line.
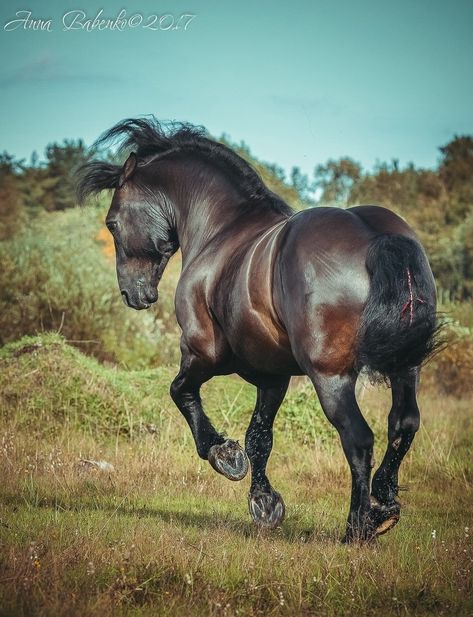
[0, 339, 472, 616]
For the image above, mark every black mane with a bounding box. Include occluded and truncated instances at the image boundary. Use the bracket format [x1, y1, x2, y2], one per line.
[76, 116, 292, 215]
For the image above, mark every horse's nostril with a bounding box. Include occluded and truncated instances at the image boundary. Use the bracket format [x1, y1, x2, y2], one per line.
[121, 290, 130, 306]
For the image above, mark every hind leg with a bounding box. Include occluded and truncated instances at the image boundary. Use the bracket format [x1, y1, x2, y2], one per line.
[370, 369, 420, 535]
[246, 378, 289, 528]
[311, 372, 375, 542]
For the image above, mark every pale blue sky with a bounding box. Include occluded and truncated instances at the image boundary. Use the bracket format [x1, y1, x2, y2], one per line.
[1, 0, 472, 176]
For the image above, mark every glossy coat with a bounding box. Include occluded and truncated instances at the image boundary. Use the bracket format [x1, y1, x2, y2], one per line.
[77, 118, 438, 541]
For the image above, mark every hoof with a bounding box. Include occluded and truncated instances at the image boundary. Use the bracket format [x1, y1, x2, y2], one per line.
[341, 499, 400, 544]
[248, 488, 285, 528]
[369, 497, 401, 536]
[208, 440, 249, 481]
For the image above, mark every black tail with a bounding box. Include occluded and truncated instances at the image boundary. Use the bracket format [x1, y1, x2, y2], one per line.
[356, 234, 439, 378]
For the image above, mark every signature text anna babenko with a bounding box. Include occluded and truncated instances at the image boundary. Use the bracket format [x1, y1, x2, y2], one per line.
[4, 9, 196, 32]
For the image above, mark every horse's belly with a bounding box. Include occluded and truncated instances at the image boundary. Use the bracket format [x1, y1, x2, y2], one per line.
[223, 309, 302, 375]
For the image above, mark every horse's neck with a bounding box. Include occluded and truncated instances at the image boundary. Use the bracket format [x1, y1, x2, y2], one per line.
[175, 195, 239, 261]
[176, 198, 288, 264]
[167, 170, 240, 259]
[158, 157, 288, 262]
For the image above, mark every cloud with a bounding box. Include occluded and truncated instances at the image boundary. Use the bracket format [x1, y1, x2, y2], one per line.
[0, 51, 121, 87]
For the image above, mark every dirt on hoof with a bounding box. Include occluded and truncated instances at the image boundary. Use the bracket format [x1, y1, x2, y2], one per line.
[370, 496, 401, 536]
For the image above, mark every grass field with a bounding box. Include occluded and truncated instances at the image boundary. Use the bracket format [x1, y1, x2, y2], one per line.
[1, 335, 472, 616]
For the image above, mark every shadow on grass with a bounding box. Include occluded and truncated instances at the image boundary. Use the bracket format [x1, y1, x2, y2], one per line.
[2, 489, 343, 545]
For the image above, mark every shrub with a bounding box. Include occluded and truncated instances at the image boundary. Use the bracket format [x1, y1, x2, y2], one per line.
[0, 205, 180, 367]
[424, 320, 473, 397]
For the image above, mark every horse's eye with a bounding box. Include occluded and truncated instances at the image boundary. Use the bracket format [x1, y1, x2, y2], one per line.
[106, 220, 118, 232]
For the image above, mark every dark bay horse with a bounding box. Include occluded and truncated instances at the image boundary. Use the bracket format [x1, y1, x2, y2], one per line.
[77, 118, 438, 542]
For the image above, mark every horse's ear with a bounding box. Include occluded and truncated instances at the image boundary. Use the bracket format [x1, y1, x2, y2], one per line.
[118, 152, 137, 187]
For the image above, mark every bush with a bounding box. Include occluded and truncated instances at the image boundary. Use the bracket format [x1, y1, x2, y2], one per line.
[0, 333, 339, 443]
[0, 205, 180, 367]
[424, 320, 473, 397]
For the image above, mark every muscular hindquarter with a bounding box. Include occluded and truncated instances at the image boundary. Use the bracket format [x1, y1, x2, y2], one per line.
[178, 206, 417, 378]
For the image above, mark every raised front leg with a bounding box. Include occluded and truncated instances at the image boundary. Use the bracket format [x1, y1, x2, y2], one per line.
[370, 369, 421, 535]
[311, 372, 375, 543]
[170, 347, 249, 481]
[245, 378, 289, 528]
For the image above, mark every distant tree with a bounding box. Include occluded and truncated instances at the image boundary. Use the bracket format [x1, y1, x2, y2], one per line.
[42, 139, 90, 210]
[350, 161, 446, 220]
[290, 166, 313, 204]
[462, 214, 473, 295]
[439, 135, 473, 192]
[0, 152, 25, 240]
[439, 135, 473, 222]
[30, 151, 40, 168]
[19, 166, 55, 214]
[0, 152, 22, 175]
[264, 162, 286, 183]
[355, 160, 414, 207]
[313, 158, 362, 206]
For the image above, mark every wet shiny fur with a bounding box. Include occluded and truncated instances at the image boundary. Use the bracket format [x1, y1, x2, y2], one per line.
[77, 118, 438, 542]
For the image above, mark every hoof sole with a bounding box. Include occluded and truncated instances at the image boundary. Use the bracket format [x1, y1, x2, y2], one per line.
[370, 497, 400, 536]
[208, 440, 249, 481]
[248, 489, 285, 528]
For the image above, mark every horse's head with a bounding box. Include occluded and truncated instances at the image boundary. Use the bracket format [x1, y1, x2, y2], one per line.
[105, 152, 178, 310]
[77, 116, 292, 311]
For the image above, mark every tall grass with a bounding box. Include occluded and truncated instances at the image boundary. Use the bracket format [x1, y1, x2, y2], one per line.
[0, 335, 472, 616]
[0, 334, 335, 444]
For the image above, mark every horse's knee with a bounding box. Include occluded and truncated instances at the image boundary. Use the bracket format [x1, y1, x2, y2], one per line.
[390, 404, 420, 444]
[341, 423, 374, 470]
[390, 373, 420, 438]
[327, 400, 373, 451]
[169, 379, 180, 403]
[327, 406, 374, 475]
[312, 373, 373, 453]
[170, 376, 196, 407]
[169, 379, 187, 406]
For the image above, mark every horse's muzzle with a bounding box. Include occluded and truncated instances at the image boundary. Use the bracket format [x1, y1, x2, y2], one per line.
[120, 289, 156, 310]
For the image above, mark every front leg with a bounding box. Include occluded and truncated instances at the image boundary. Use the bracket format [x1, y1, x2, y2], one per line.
[170, 346, 249, 481]
[245, 378, 290, 527]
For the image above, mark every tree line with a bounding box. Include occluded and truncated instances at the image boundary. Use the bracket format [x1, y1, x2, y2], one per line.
[1, 134, 472, 299]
